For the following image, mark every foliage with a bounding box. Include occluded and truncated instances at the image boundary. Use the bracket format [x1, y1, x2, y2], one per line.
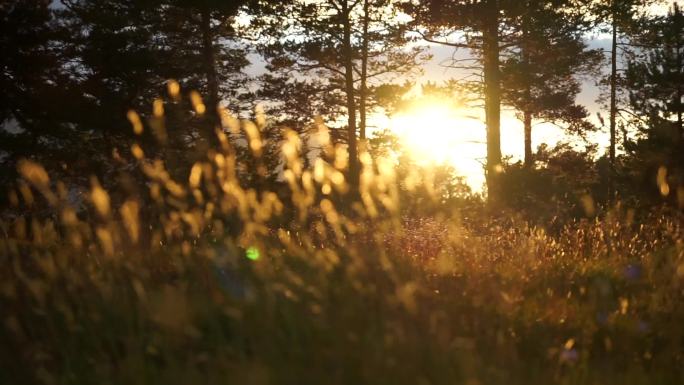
[0, 0, 85, 187]
[0, 0, 251, 190]
[2, 102, 684, 384]
[498, 142, 603, 222]
[622, 4, 684, 206]
[501, 0, 602, 165]
[253, 0, 428, 184]
[4, 2, 684, 383]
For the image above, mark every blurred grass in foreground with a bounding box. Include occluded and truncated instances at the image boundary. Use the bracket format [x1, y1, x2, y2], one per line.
[1, 94, 684, 385]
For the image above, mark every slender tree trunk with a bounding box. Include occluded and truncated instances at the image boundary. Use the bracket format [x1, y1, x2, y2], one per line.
[342, 0, 359, 187]
[359, 0, 369, 141]
[483, 0, 502, 202]
[676, 35, 683, 141]
[677, 80, 682, 140]
[524, 111, 533, 167]
[200, 6, 219, 114]
[609, 5, 618, 201]
[522, 7, 533, 168]
[677, 108, 682, 143]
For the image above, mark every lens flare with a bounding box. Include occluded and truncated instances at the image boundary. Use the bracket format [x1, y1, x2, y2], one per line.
[246, 247, 260, 261]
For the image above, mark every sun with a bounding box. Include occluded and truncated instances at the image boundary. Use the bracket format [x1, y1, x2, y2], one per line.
[389, 99, 488, 190]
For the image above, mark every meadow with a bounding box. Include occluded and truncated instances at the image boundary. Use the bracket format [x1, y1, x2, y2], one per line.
[2, 112, 684, 385]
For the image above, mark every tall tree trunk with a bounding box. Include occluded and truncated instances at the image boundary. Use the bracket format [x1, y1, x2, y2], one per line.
[524, 110, 533, 167]
[522, 7, 533, 168]
[676, 31, 683, 141]
[677, 83, 682, 143]
[342, 0, 359, 187]
[199, 5, 219, 151]
[609, 3, 618, 201]
[483, 0, 502, 202]
[200, 6, 219, 114]
[359, 0, 369, 141]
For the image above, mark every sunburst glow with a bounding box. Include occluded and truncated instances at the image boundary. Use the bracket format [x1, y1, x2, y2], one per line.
[389, 99, 487, 190]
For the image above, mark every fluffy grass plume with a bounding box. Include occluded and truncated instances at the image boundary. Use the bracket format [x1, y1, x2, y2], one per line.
[2, 98, 684, 385]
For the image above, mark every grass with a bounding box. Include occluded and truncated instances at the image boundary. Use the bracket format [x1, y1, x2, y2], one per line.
[1, 111, 684, 385]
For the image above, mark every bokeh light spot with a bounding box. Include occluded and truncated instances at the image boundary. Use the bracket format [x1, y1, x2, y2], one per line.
[246, 247, 260, 261]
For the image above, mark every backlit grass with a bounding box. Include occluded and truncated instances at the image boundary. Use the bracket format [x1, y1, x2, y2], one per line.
[1, 94, 684, 385]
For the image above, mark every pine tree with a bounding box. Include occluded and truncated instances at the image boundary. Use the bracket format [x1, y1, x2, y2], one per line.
[501, 0, 601, 167]
[0, 0, 85, 185]
[255, 0, 426, 188]
[592, 0, 658, 200]
[624, 4, 684, 204]
[403, 0, 516, 203]
[55, 0, 251, 180]
[156, 1, 250, 113]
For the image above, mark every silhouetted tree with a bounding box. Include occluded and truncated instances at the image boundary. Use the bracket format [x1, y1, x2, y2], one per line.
[255, 0, 426, 188]
[502, 0, 601, 167]
[0, 0, 83, 186]
[403, 0, 520, 203]
[592, 0, 658, 200]
[0, 0, 255, 199]
[623, 4, 684, 206]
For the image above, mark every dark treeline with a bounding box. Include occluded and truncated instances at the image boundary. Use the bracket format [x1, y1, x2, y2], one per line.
[1, 0, 683, 219]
